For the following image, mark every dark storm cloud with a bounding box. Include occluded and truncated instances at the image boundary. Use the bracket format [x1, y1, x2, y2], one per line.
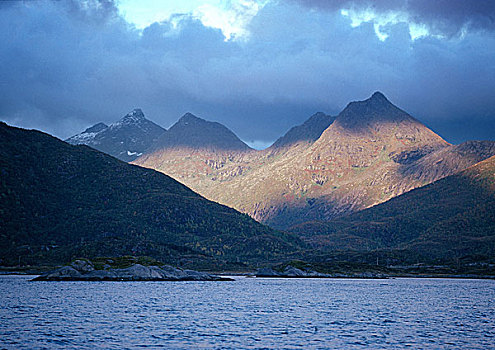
[0, 0, 494, 146]
[290, 0, 495, 37]
[0, 0, 233, 137]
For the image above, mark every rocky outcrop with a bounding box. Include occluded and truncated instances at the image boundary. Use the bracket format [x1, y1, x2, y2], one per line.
[255, 265, 387, 278]
[32, 260, 232, 281]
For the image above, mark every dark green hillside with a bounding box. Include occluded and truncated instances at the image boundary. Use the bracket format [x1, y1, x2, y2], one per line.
[0, 122, 301, 269]
[290, 156, 495, 265]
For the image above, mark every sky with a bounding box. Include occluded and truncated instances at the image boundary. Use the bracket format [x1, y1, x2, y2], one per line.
[0, 0, 494, 149]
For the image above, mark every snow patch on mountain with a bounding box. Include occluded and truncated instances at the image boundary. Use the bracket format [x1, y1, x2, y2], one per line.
[127, 151, 143, 157]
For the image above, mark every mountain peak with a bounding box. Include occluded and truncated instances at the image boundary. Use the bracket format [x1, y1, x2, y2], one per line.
[66, 109, 166, 161]
[149, 113, 251, 151]
[336, 91, 411, 130]
[120, 108, 145, 123]
[178, 112, 204, 124]
[347, 91, 393, 109]
[369, 91, 388, 102]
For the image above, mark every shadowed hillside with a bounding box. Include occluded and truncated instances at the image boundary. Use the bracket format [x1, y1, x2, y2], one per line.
[150, 113, 252, 152]
[0, 122, 302, 269]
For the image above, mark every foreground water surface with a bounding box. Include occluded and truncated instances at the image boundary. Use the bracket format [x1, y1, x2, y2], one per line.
[1, 275, 494, 349]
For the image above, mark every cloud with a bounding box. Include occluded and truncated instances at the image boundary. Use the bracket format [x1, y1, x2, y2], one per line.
[0, 0, 494, 146]
[290, 0, 495, 38]
[194, 0, 268, 41]
[340, 8, 432, 41]
[118, 0, 268, 41]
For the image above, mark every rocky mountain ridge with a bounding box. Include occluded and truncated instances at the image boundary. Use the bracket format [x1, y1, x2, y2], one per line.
[269, 112, 335, 150]
[66, 109, 166, 162]
[137, 92, 475, 228]
[68, 92, 495, 229]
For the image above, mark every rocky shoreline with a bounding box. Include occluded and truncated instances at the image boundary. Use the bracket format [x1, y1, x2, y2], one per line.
[255, 266, 388, 278]
[32, 259, 233, 282]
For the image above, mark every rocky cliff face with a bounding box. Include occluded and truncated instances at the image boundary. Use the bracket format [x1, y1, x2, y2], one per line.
[66, 109, 166, 162]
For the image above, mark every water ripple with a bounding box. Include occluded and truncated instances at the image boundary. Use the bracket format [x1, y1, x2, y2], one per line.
[0, 276, 494, 349]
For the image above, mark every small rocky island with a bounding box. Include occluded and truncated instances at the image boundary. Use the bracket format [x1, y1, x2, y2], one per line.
[32, 257, 232, 282]
[255, 263, 388, 278]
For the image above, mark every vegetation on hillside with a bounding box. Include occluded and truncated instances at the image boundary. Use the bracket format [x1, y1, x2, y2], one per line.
[290, 156, 495, 266]
[0, 122, 302, 269]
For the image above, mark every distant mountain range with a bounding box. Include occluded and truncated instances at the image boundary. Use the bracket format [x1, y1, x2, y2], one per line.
[66, 110, 251, 162]
[0, 122, 300, 269]
[133, 92, 495, 229]
[68, 93, 495, 229]
[2, 90, 495, 270]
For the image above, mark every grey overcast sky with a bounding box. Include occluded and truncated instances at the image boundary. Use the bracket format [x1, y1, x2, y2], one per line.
[0, 0, 494, 149]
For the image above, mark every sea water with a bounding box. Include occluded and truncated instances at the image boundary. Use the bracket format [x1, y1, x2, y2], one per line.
[1, 275, 494, 349]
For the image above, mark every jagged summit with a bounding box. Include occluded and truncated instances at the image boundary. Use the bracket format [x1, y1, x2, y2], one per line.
[346, 91, 396, 112]
[127, 108, 145, 118]
[150, 113, 251, 151]
[369, 91, 388, 102]
[113, 108, 146, 127]
[66, 108, 166, 161]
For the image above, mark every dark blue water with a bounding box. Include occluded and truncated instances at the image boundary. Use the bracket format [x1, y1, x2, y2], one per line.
[1, 276, 494, 349]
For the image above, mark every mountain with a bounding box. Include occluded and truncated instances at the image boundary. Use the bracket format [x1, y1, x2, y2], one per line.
[289, 155, 495, 265]
[132, 110, 337, 215]
[150, 113, 252, 152]
[133, 113, 258, 201]
[269, 112, 335, 149]
[66, 109, 166, 162]
[0, 122, 301, 269]
[134, 92, 495, 229]
[400, 140, 495, 183]
[163, 92, 450, 228]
